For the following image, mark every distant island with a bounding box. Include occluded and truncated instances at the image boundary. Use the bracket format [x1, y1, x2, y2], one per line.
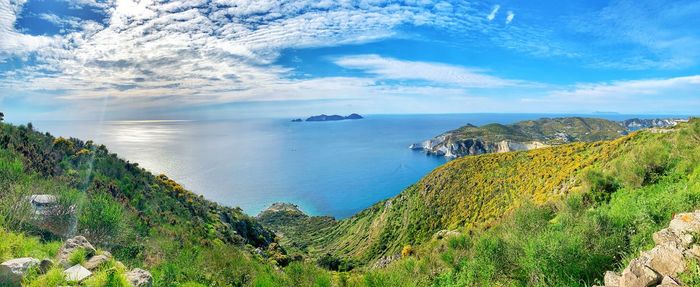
[295, 113, 364, 122]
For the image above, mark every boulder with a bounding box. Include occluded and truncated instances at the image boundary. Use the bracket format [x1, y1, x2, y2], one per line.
[619, 257, 660, 287]
[668, 212, 700, 234]
[127, 268, 152, 287]
[604, 271, 621, 286]
[644, 245, 685, 277]
[684, 245, 700, 259]
[0, 257, 40, 286]
[84, 255, 110, 270]
[658, 276, 680, 287]
[57, 236, 96, 268]
[64, 264, 92, 282]
[653, 228, 693, 250]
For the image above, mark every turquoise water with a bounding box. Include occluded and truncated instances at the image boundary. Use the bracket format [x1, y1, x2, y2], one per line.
[32, 113, 674, 218]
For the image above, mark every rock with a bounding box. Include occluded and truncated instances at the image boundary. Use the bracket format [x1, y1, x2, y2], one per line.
[644, 245, 685, 277]
[0, 257, 40, 286]
[84, 255, 110, 270]
[434, 230, 461, 240]
[57, 236, 96, 268]
[604, 271, 621, 286]
[39, 259, 54, 274]
[653, 228, 693, 250]
[101, 251, 113, 258]
[126, 268, 153, 287]
[684, 245, 700, 259]
[372, 254, 401, 269]
[669, 212, 700, 234]
[64, 264, 92, 282]
[619, 257, 660, 287]
[658, 276, 680, 287]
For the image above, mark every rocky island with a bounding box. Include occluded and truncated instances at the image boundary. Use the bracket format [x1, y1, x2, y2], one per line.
[301, 113, 363, 122]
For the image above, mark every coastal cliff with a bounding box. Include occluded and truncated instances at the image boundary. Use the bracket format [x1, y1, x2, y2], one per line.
[411, 117, 684, 158]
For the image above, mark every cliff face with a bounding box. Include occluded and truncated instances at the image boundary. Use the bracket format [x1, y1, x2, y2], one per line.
[411, 117, 680, 158]
[410, 137, 548, 157]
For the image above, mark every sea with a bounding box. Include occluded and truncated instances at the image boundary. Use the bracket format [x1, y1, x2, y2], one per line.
[30, 113, 679, 218]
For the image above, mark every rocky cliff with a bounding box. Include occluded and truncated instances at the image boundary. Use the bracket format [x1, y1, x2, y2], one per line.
[411, 117, 681, 158]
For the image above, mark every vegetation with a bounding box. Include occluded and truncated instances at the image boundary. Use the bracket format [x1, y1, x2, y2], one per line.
[0, 117, 699, 286]
[446, 117, 627, 144]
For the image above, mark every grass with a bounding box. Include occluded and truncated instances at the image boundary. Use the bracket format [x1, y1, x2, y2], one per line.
[1, 119, 699, 286]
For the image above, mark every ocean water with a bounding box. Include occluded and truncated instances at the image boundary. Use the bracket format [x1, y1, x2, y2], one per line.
[31, 113, 674, 218]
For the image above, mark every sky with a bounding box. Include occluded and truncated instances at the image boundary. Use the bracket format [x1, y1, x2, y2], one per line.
[0, 0, 699, 121]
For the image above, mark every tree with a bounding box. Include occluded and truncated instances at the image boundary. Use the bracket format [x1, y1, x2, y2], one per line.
[0, 112, 4, 121]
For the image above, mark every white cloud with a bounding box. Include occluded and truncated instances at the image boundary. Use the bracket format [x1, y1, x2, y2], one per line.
[334, 54, 525, 88]
[515, 75, 700, 113]
[505, 11, 514, 24]
[487, 5, 499, 21]
[1, 0, 510, 116]
[0, 0, 54, 59]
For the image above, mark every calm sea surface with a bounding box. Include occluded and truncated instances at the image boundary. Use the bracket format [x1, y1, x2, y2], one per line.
[31, 113, 673, 218]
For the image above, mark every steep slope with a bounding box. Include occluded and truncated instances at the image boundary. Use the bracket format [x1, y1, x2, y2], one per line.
[410, 117, 632, 157]
[266, 121, 698, 264]
[263, 133, 634, 263]
[0, 123, 285, 286]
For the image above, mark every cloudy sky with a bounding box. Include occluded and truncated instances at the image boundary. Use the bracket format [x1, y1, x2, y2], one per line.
[1, 0, 699, 121]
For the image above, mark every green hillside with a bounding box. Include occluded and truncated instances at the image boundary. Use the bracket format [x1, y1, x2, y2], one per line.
[448, 117, 626, 144]
[0, 123, 333, 286]
[2, 118, 700, 286]
[262, 119, 700, 277]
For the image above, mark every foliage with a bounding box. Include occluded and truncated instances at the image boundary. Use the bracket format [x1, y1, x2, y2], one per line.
[401, 245, 414, 258]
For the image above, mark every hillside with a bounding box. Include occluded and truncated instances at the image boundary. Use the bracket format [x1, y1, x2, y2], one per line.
[409, 117, 677, 158]
[2, 118, 700, 286]
[261, 119, 700, 274]
[0, 122, 331, 286]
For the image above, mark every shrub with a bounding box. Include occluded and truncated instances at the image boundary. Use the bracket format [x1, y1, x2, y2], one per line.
[78, 192, 124, 242]
[401, 245, 414, 258]
[69, 247, 88, 265]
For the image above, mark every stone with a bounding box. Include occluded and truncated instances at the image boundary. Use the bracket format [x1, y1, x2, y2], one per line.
[57, 236, 96, 268]
[644, 245, 685, 277]
[684, 245, 700, 259]
[39, 259, 54, 274]
[604, 271, 621, 286]
[669, 212, 700, 234]
[126, 268, 153, 287]
[653, 228, 693, 250]
[0, 257, 40, 286]
[64, 264, 92, 282]
[434, 230, 461, 240]
[619, 257, 660, 287]
[83, 255, 110, 270]
[658, 276, 680, 287]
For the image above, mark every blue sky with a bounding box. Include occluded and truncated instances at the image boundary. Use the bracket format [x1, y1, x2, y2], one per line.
[1, 0, 699, 121]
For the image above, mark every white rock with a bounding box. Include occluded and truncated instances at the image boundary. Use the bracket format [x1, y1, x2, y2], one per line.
[669, 212, 700, 234]
[644, 245, 685, 277]
[0, 258, 40, 286]
[604, 271, 621, 286]
[64, 264, 92, 282]
[127, 268, 152, 287]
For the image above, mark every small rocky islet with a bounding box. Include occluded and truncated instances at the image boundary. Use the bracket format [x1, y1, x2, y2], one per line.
[291, 113, 364, 122]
